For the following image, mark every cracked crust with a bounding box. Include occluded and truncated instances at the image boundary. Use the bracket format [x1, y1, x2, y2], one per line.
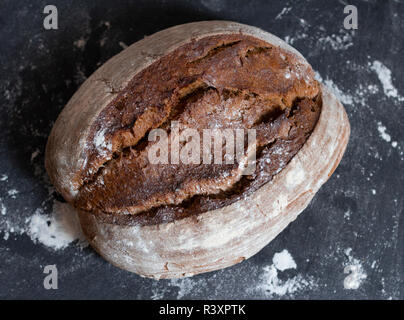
[73, 33, 322, 220]
[45, 21, 350, 278]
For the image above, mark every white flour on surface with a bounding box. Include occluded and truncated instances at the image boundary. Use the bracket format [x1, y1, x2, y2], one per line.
[370, 61, 404, 101]
[201, 0, 225, 12]
[0, 201, 6, 216]
[281, 12, 354, 52]
[170, 278, 198, 299]
[27, 201, 87, 250]
[151, 276, 205, 300]
[257, 250, 316, 297]
[94, 128, 112, 156]
[317, 33, 354, 51]
[275, 7, 292, 20]
[7, 189, 19, 198]
[73, 37, 87, 50]
[30, 149, 40, 162]
[377, 122, 400, 151]
[314, 72, 355, 106]
[377, 122, 391, 143]
[272, 249, 297, 271]
[118, 41, 128, 50]
[343, 248, 367, 290]
[323, 79, 354, 105]
[0, 198, 87, 250]
[377, 121, 400, 148]
[150, 250, 314, 299]
[316, 65, 403, 159]
[0, 213, 26, 241]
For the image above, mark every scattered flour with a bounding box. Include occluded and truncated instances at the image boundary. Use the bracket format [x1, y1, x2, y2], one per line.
[283, 20, 353, 52]
[118, 41, 128, 50]
[7, 189, 19, 198]
[0, 174, 8, 181]
[314, 72, 355, 106]
[170, 278, 197, 299]
[326, 79, 354, 105]
[316, 64, 402, 159]
[343, 248, 367, 290]
[1, 202, 6, 216]
[151, 286, 169, 300]
[322, 78, 354, 105]
[94, 128, 112, 155]
[27, 201, 87, 250]
[275, 7, 292, 20]
[273, 249, 297, 271]
[151, 250, 313, 299]
[73, 37, 87, 50]
[259, 266, 313, 297]
[100, 37, 108, 47]
[151, 276, 205, 299]
[74, 65, 87, 85]
[30, 149, 40, 162]
[0, 198, 87, 250]
[200, 0, 225, 12]
[377, 122, 391, 142]
[257, 250, 315, 297]
[317, 33, 354, 51]
[284, 33, 308, 46]
[370, 61, 404, 101]
[377, 122, 399, 149]
[0, 215, 26, 240]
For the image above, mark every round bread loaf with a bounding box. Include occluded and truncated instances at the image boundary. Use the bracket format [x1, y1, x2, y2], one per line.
[45, 21, 350, 279]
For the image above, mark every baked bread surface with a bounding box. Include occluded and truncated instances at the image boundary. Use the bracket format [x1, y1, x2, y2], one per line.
[45, 21, 350, 278]
[75, 33, 321, 225]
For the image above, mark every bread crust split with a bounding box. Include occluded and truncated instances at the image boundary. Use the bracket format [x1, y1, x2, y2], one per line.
[45, 21, 350, 279]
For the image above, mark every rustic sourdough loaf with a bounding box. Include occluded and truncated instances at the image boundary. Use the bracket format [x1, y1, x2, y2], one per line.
[45, 21, 350, 279]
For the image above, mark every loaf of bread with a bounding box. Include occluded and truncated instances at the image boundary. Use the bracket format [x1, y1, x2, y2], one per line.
[45, 21, 350, 279]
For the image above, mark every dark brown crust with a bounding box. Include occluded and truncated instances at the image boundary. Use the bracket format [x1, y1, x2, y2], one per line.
[74, 34, 322, 226]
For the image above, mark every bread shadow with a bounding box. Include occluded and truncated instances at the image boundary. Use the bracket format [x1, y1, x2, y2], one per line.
[5, 2, 220, 198]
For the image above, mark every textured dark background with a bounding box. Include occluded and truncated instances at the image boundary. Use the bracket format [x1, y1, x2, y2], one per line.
[1, 0, 403, 299]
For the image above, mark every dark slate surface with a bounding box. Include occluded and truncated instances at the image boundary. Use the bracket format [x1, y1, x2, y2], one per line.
[0, 0, 403, 300]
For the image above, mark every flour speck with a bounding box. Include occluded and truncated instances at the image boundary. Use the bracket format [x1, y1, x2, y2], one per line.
[7, 189, 19, 198]
[73, 37, 87, 50]
[343, 248, 367, 290]
[0, 202, 6, 216]
[94, 128, 112, 156]
[257, 250, 316, 297]
[30, 149, 40, 162]
[370, 61, 404, 101]
[27, 201, 87, 250]
[377, 122, 391, 143]
[272, 249, 297, 271]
